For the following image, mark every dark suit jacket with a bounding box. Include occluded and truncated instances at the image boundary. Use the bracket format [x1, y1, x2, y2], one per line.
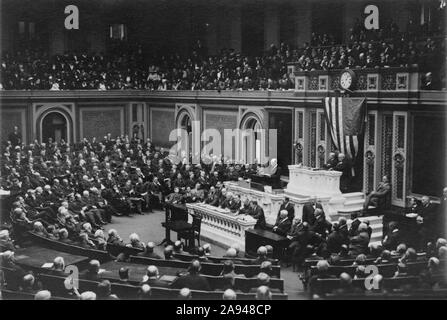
[273, 218, 292, 236]
[302, 203, 323, 225]
[141, 278, 171, 289]
[251, 206, 266, 229]
[171, 273, 211, 291]
[276, 202, 295, 223]
[420, 203, 438, 228]
[326, 230, 348, 253]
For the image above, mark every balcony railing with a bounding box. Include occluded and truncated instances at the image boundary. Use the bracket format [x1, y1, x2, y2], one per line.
[287, 65, 422, 92]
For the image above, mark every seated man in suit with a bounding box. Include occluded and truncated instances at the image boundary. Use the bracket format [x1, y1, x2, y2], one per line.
[223, 289, 237, 300]
[171, 260, 211, 291]
[96, 280, 119, 300]
[140, 265, 171, 288]
[248, 272, 281, 294]
[254, 158, 281, 189]
[117, 267, 130, 284]
[276, 197, 294, 223]
[255, 285, 272, 300]
[252, 246, 269, 265]
[348, 223, 370, 256]
[79, 260, 101, 281]
[272, 210, 292, 236]
[165, 187, 183, 205]
[363, 175, 391, 212]
[220, 260, 243, 289]
[48, 257, 66, 277]
[137, 241, 162, 259]
[323, 152, 338, 170]
[258, 158, 279, 177]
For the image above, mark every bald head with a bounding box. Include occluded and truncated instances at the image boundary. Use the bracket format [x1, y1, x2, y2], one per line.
[189, 260, 201, 274]
[34, 290, 51, 300]
[179, 288, 192, 300]
[279, 210, 288, 219]
[164, 245, 173, 259]
[257, 272, 270, 286]
[80, 291, 96, 300]
[139, 284, 152, 299]
[223, 289, 237, 300]
[225, 247, 237, 258]
[316, 260, 330, 272]
[256, 286, 272, 300]
[339, 272, 352, 287]
[257, 246, 267, 257]
[146, 265, 159, 278]
[146, 242, 155, 253]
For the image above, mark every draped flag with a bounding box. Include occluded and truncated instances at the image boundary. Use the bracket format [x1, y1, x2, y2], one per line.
[323, 97, 367, 162]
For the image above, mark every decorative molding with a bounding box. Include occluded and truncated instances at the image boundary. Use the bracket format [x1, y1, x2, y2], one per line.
[32, 103, 75, 144]
[79, 106, 124, 140]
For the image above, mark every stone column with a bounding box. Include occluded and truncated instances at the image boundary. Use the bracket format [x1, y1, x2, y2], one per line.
[264, 4, 280, 50]
[229, 5, 242, 52]
[294, 1, 311, 47]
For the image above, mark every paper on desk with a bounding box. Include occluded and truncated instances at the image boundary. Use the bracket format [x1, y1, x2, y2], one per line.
[41, 263, 54, 269]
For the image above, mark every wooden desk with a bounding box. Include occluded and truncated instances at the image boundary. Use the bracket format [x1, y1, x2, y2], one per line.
[14, 246, 89, 270]
[245, 229, 289, 259]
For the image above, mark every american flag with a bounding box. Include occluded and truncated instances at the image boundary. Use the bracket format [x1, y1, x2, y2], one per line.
[323, 97, 367, 161]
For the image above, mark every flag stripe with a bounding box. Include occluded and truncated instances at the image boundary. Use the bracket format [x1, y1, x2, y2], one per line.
[325, 97, 338, 150]
[337, 97, 345, 155]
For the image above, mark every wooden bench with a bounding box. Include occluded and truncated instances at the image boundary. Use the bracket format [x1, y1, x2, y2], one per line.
[130, 255, 281, 278]
[37, 273, 288, 300]
[311, 276, 421, 294]
[173, 252, 279, 266]
[28, 232, 111, 262]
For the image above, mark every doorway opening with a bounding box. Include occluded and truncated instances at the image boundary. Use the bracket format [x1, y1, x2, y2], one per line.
[41, 112, 67, 143]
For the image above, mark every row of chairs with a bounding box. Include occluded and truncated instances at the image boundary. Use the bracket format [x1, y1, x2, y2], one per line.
[129, 255, 281, 278]
[37, 273, 288, 300]
[1, 289, 72, 300]
[303, 252, 427, 268]
[307, 259, 446, 278]
[28, 232, 282, 278]
[323, 289, 447, 300]
[173, 252, 280, 266]
[312, 276, 422, 294]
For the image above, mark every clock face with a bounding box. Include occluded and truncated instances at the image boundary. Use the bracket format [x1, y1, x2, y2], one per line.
[340, 71, 353, 90]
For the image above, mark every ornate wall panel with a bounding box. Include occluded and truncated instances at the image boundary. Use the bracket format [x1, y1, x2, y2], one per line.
[391, 112, 407, 206]
[294, 108, 305, 164]
[0, 109, 26, 144]
[203, 110, 238, 159]
[316, 109, 327, 168]
[363, 111, 378, 193]
[79, 107, 124, 140]
[150, 108, 175, 147]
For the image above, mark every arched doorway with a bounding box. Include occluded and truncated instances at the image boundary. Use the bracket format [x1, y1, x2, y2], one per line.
[41, 112, 68, 143]
[242, 116, 263, 164]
